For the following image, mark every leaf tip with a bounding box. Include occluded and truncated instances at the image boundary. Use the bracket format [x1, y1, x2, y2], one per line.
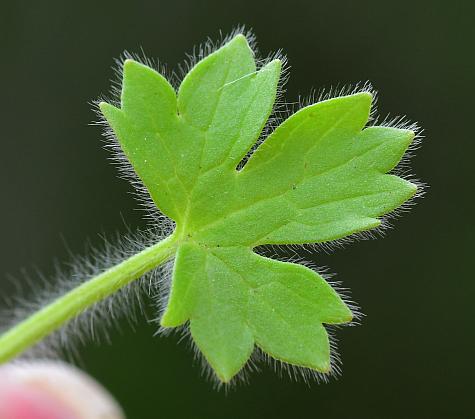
[98, 101, 108, 112]
[122, 58, 157, 80]
[98, 102, 119, 118]
[353, 90, 373, 105]
[408, 180, 419, 196]
[268, 58, 282, 69]
[341, 307, 354, 324]
[400, 128, 417, 146]
[231, 33, 248, 45]
[216, 370, 234, 384]
[123, 58, 141, 73]
[123, 57, 136, 67]
[226, 33, 253, 55]
[320, 359, 332, 374]
[159, 313, 179, 328]
[212, 359, 246, 384]
[309, 355, 332, 374]
[98, 101, 120, 119]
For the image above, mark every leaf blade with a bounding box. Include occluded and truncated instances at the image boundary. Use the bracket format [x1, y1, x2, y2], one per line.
[101, 34, 420, 382]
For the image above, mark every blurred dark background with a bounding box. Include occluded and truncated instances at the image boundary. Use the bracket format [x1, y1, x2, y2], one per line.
[1, 1, 473, 418]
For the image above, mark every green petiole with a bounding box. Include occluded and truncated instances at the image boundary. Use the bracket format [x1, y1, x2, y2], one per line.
[0, 233, 179, 364]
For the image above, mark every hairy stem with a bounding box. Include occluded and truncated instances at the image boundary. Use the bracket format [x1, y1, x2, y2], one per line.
[0, 233, 179, 364]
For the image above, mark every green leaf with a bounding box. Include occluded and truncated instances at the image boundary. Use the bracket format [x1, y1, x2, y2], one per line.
[100, 34, 417, 382]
